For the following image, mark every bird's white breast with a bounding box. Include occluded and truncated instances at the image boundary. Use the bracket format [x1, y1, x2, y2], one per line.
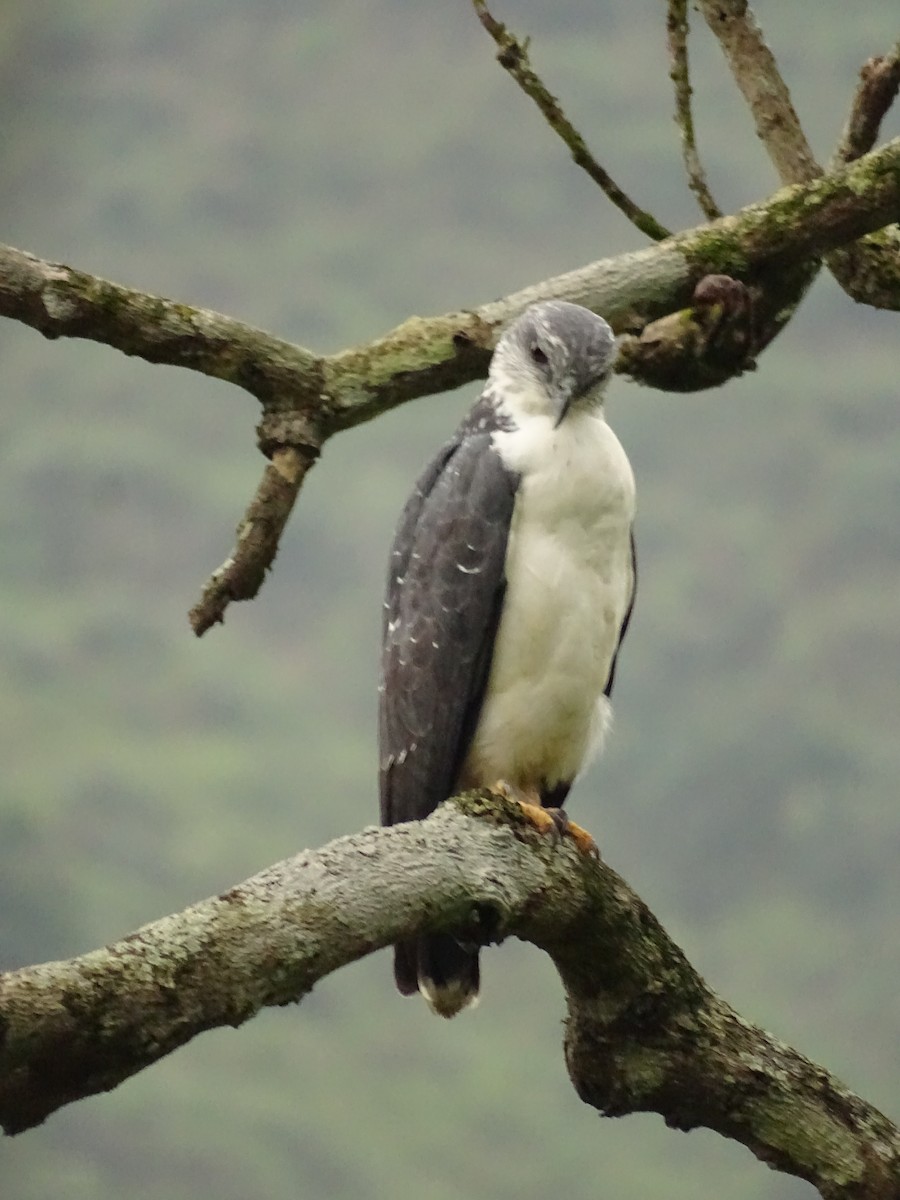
[461, 406, 635, 792]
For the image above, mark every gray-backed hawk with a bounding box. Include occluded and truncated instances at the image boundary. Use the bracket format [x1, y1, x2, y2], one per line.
[379, 300, 636, 1017]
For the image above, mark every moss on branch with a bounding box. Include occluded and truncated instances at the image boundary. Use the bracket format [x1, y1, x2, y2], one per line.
[2, 138, 899, 629]
[2, 797, 897, 1199]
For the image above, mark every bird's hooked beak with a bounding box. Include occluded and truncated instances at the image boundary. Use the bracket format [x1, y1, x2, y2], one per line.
[552, 371, 607, 428]
[552, 388, 574, 429]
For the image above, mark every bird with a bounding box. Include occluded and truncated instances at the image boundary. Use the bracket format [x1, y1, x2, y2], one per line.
[378, 299, 636, 1018]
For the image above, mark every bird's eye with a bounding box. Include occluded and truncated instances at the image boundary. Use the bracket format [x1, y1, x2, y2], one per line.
[530, 343, 549, 366]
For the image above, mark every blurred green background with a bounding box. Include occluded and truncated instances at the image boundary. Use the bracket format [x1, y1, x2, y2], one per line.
[1, 3, 898, 1198]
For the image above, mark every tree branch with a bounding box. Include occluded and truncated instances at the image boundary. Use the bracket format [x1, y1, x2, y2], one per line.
[698, 4, 900, 311]
[188, 445, 319, 635]
[667, 0, 723, 220]
[1, 793, 897, 1198]
[690, 0, 829, 366]
[4, 142, 896, 422]
[828, 42, 900, 311]
[472, 0, 671, 241]
[2, 138, 900, 626]
[833, 42, 900, 167]
[0, 244, 325, 402]
[696, 0, 820, 184]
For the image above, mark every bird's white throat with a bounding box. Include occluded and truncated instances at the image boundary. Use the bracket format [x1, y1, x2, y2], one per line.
[460, 407, 635, 791]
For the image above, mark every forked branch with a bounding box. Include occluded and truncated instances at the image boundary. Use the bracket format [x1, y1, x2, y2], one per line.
[2, 139, 900, 628]
[698, 2, 900, 310]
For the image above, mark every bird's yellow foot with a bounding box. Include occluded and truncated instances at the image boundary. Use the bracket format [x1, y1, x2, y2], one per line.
[489, 781, 555, 834]
[516, 800, 558, 836]
[546, 808, 600, 859]
[488, 782, 598, 855]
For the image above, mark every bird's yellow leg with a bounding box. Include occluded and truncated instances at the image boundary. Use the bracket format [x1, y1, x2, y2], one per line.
[488, 780, 554, 833]
[488, 781, 596, 854]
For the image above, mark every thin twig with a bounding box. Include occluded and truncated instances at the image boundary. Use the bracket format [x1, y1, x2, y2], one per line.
[832, 41, 900, 166]
[666, 0, 722, 220]
[472, 0, 671, 242]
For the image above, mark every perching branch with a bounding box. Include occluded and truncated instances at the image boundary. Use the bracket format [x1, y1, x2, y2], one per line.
[472, 0, 672, 241]
[1, 793, 897, 1199]
[666, 0, 722, 220]
[2, 138, 900, 628]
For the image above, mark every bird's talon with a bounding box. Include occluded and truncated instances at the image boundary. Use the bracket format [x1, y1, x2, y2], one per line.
[546, 808, 600, 859]
[487, 785, 598, 853]
[489, 782, 558, 837]
[516, 799, 558, 837]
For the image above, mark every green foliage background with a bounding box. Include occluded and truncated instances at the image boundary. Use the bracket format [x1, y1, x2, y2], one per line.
[1, 3, 898, 1198]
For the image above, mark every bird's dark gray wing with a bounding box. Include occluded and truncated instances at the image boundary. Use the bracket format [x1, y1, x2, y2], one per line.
[379, 421, 519, 827]
[603, 529, 637, 698]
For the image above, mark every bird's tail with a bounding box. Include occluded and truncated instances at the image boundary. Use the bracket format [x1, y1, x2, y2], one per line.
[393, 935, 480, 1018]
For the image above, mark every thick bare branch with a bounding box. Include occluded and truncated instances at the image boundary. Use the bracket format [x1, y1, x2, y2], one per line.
[0, 797, 558, 1132]
[472, 0, 671, 241]
[1, 793, 897, 1199]
[696, 0, 820, 185]
[667, 0, 723, 219]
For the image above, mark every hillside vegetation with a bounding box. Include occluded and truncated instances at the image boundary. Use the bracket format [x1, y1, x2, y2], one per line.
[1, 4, 897, 1199]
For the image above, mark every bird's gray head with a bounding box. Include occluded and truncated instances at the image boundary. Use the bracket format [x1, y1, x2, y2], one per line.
[490, 300, 616, 427]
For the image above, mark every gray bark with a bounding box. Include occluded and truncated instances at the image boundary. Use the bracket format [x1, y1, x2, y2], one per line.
[0, 137, 898, 439]
[1, 794, 898, 1199]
